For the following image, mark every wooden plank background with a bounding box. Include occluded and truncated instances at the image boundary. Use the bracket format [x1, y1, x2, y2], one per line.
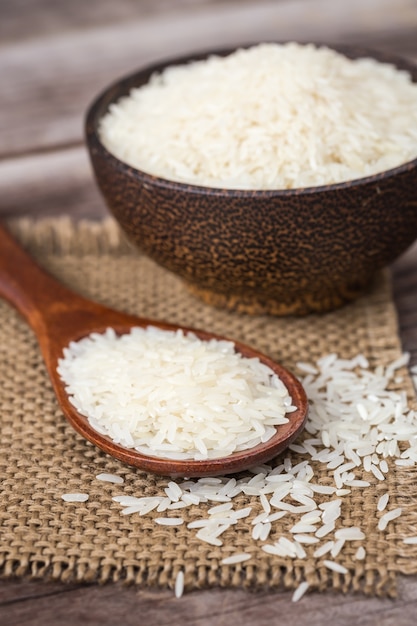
[1, 0, 417, 219]
[1, 0, 417, 623]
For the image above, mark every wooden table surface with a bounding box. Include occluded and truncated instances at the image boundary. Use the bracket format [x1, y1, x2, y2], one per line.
[1, 1, 417, 624]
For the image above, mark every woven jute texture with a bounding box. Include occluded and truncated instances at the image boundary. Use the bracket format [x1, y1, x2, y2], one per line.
[1, 217, 417, 598]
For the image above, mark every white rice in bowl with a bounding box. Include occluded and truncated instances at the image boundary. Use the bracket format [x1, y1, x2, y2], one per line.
[99, 42, 417, 190]
[57, 326, 296, 460]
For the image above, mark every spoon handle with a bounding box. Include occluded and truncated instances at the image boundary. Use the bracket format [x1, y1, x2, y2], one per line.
[0, 223, 151, 350]
[0, 224, 95, 334]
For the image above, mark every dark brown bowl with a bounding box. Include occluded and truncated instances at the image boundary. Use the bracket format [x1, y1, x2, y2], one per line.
[85, 43, 417, 316]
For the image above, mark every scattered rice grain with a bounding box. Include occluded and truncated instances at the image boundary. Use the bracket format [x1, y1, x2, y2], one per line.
[378, 507, 402, 531]
[323, 560, 348, 574]
[61, 493, 89, 503]
[221, 553, 252, 565]
[95, 473, 124, 484]
[292, 581, 310, 603]
[155, 517, 184, 526]
[175, 571, 184, 598]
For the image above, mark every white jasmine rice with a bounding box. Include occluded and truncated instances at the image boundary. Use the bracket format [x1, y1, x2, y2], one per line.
[334, 527, 365, 541]
[96, 473, 124, 484]
[99, 42, 417, 190]
[57, 326, 294, 460]
[330, 539, 345, 558]
[355, 546, 366, 560]
[61, 352, 417, 599]
[293, 534, 320, 545]
[296, 352, 417, 482]
[154, 517, 184, 526]
[174, 570, 184, 598]
[377, 493, 389, 512]
[292, 581, 309, 602]
[313, 542, 334, 558]
[221, 553, 252, 565]
[377, 507, 402, 531]
[61, 493, 89, 503]
[323, 560, 348, 575]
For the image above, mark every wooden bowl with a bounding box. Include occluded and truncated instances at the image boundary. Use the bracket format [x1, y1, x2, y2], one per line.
[85, 44, 417, 316]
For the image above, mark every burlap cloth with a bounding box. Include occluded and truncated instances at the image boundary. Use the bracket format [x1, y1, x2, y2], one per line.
[1, 217, 416, 598]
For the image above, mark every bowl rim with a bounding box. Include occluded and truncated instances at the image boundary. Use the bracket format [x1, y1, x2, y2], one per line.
[85, 40, 417, 198]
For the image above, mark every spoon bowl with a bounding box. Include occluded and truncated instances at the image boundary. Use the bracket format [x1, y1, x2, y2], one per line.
[0, 224, 308, 477]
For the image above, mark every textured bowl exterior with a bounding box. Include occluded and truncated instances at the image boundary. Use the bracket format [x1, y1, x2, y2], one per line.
[85, 44, 417, 315]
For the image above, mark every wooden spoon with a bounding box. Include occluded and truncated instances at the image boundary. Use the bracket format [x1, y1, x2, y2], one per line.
[0, 224, 308, 477]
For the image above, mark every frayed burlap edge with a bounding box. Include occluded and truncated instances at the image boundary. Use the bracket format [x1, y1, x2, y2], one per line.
[0, 554, 397, 598]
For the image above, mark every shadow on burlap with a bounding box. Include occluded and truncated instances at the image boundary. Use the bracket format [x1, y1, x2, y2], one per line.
[0, 217, 416, 598]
